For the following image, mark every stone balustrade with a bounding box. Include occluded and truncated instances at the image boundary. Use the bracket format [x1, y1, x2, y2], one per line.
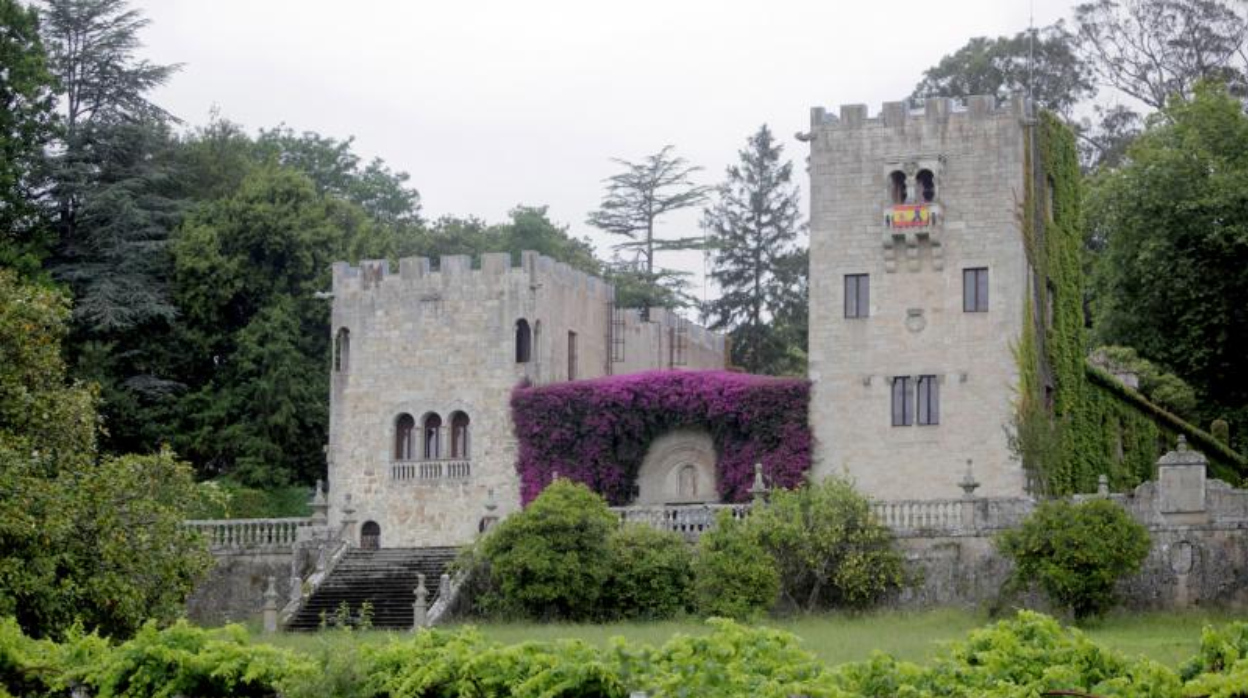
[611, 503, 750, 536]
[611, 497, 1033, 540]
[391, 459, 472, 482]
[184, 517, 313, 550]
[870, 498, 967, 532]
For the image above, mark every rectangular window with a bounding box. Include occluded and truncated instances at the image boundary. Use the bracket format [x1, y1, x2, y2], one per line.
[567, 331, 578, 381]
[891, 376, 913, 426]
[844, 274, 869, 318]
[916, 375, 940, 426]
[963, 268, 989, 312]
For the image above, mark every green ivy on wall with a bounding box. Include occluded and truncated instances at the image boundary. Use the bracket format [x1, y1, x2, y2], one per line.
[1016, 112, 1247, 494]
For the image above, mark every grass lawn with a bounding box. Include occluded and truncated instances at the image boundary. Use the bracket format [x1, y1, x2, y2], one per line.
[260, 607, 1245, 668]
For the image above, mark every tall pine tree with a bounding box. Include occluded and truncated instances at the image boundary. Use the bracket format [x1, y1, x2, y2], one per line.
[587, 145, 710, 313]
[702, 125, 805, 375]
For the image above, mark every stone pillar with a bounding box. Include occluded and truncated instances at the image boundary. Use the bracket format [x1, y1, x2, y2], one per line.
[412, 573, 428, 631]
[958, 460, 980, 531]
[310, 479, 329, 526]
[262, 576, 279, 634]
[749, 463, 769, 505]
[340, 494, 358, 546]
[1157, 436, 1208, 525]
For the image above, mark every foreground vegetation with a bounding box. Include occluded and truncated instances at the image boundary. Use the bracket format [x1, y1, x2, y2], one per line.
[268, 608, 1236, 669]
[7, 610, 1248, 697]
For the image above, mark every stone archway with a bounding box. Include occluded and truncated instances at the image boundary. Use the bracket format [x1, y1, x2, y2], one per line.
[635, 429, 718, 504]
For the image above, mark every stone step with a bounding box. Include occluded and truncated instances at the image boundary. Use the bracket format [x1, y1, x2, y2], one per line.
[285, 547, 460, 632]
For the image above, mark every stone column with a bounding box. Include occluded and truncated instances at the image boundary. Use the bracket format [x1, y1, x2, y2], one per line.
[412, 573, 428, 631]
[262, 576, 279, 634]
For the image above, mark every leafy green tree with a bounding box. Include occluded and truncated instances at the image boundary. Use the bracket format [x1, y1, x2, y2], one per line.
[911, 23, 1093, 117]
[0, 270, 209, 639]
[692, 511, 779, 619]
[748, 477, 905, 611]
[601, 524, 693, 620]
[173, 166, 363, 484]
[1088, 82, 1248, 453]
[478, 479, 617, 621]
[587, 145, 710, 313]
[997, 499, 1150, 620]
[701, 125, 805, 375]
[254, 126, 422, 226]
[0, 0, 57, 274]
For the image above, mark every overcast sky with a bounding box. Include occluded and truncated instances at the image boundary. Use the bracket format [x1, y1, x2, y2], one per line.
[136, 0, 1073, 301]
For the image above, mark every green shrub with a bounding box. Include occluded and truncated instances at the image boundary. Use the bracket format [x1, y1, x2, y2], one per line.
[826, 610, 1181, 698]
[188, 480, 312, 519]
[997, 498, 1151, 620]
[366, 627, 624, 698]
[692, 511, 779, 619]
[748, 477, 905, 611]
[1211, 419, 1230, 446]
[79, 621, 313, 698]
[616, 618, 830, 698]
[601, 524, 693, 620]
[478, 479, 617, 620]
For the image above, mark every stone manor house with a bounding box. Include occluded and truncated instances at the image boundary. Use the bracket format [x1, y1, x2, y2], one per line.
[324, 94, 1058, 548]
[189, 94, 1248, 626]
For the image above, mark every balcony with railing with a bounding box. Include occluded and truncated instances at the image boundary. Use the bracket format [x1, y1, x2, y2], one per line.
[391, 459, 472, 482]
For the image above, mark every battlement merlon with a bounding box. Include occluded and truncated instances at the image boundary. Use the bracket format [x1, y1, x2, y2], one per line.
[803, 94, 1033, 134]
[330, 251, 615, 302]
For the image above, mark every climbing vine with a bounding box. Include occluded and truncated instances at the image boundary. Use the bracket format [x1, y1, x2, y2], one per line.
[511, 370, 811, 505]
[1016, 113, 1246, 493]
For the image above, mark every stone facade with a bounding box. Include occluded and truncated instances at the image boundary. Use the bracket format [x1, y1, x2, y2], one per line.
[804, 95, 1034, 500]
[327, 252, 724, 547]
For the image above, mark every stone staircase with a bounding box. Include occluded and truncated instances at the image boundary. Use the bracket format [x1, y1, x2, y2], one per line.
[285, 547, 459, 631]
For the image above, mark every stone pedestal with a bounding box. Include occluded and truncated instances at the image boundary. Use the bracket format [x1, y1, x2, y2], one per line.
[1158, 436, 1208, 525]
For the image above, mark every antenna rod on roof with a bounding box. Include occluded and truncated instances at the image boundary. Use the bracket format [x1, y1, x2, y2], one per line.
[1027, 0, 1036, 104]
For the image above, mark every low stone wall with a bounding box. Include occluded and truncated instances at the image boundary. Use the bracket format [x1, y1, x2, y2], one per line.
[186, 550, 295, 626]
[621, 438, 1248, 611]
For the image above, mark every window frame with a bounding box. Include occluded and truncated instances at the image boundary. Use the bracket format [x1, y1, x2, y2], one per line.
[963, 267, 989, 313]
[891, 376, 913, 427]
[844, 273, 870, 319]
[916, 375, 940, 426]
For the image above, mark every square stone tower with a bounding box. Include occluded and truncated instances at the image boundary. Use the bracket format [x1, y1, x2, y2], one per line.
[805, 95, 1036, 500]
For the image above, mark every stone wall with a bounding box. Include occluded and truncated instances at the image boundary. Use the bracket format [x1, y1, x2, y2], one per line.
[804, 96, 1034, 501]
[629, 442, 1248, 611]
[186, 550, 295, 627]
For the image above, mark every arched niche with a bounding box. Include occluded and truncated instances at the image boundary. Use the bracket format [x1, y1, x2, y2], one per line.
[635, 429, 718, 505]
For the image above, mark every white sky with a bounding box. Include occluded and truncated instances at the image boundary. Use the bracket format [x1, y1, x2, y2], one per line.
[136, 0, 1073, 300]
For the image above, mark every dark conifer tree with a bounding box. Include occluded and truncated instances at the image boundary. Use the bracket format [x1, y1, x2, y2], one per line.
[701, 125, 804, 375]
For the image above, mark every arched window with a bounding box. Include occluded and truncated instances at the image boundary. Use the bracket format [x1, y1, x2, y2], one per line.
[515, 319, 532, 363]
[334, 328, 350, 373]
[394, 413, 415, 460]
[888, 170, 908, 204]
[450, 411, 471, 459]
[916, 169, 936, 202]
[423, 413, 442, 459]
[361, 521, 380, 550]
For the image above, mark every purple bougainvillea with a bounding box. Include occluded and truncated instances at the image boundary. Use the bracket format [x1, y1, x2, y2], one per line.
[511, 370, 812, 505]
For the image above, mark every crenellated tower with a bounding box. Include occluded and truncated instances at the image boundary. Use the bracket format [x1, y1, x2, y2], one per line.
[326, 251, 724, 547]
[803, 95, 1037, 500]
